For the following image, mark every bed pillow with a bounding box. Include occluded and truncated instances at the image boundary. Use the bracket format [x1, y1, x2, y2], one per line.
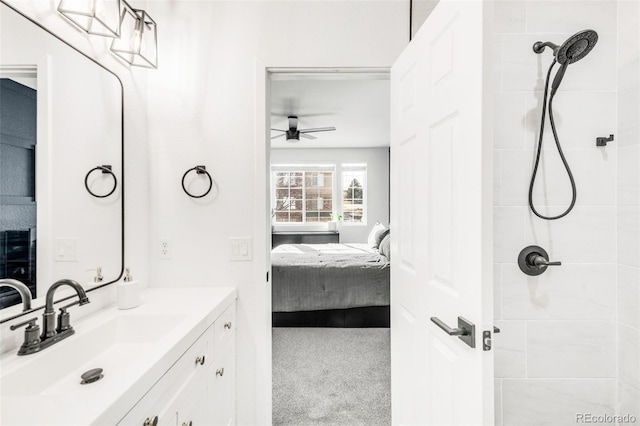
[367, 221, 387, 248]
[378, 234, 390, 260]
[373, 228, 390, 249]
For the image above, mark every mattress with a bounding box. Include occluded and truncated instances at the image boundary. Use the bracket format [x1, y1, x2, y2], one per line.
[271, 243, 390, 312]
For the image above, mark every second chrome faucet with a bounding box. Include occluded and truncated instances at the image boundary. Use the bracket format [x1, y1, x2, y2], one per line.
[10, 279, 90, 356]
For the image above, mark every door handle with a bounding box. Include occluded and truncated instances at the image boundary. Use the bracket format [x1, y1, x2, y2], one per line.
[430, 317, 468, 336]
[430, 316, 476, 349]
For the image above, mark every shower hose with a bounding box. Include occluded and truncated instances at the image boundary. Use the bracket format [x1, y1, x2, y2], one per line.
[528, 59, 577, 220]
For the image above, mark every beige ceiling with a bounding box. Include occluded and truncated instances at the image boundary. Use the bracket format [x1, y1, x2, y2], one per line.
[270, 74, 390, 149]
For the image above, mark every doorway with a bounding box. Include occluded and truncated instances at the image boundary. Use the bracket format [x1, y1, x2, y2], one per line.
[266, 69, 392, 425]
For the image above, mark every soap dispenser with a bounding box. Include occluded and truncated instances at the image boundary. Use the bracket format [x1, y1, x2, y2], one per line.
[117, 267, 140, 310]
[87, 266, 103, 287]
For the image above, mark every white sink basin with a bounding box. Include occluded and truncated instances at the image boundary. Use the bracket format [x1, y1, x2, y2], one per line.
[2, 314, 185, 396]
[1, 287, 237, 426]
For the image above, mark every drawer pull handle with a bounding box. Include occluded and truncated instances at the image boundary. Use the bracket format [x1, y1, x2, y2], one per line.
[181, 422, 193, 426]
[195, 355, 205, 365]
[144, 416, 158, 426]
[216, 367, 224, 377]
[224, 321, 232, 330]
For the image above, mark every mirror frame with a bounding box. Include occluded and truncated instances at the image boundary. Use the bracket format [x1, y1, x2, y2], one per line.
[0, 0, 125, 324]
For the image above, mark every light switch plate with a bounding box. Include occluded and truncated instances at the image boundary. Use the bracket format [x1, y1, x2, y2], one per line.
[54, 239, 78, 262]
[229, 237, 252, 261]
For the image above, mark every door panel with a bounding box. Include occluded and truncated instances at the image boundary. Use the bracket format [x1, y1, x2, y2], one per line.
[390, 1, 493, 425]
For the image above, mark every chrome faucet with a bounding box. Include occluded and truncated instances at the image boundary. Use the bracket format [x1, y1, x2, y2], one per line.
[10, 279, 90, 356]
[0, 279, 32, 312]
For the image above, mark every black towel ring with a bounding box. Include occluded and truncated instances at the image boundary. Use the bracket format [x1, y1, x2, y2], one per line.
[84, 165, 117, 198]
[182, 165, 213, 198]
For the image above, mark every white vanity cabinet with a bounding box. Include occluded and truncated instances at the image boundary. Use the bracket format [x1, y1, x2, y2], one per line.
[118, 303, 236, 426]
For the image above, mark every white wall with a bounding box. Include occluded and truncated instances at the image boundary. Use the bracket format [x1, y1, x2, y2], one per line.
[144, 2, 407, 423]
[616, 0, 640, 419]
[0, 0, 149, 351]
[271, 147, 390, 243]
[492, 1, 620, 424]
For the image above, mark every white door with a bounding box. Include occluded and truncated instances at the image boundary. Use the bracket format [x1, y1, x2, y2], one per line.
[390, 1, 494, 425]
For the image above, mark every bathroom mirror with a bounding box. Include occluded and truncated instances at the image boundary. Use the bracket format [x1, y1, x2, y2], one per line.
[0, 2, 124, 315]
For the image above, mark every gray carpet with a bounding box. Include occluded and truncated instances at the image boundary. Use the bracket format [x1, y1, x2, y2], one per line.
[272, 328, 391, 426]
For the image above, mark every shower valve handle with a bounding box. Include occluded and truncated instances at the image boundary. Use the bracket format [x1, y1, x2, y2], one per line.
[518, 245, 561, 276]
[530, 254, 561, 268]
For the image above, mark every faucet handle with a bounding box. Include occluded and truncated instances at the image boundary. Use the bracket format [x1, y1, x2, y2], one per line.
[10, 317, 41, 353]
[9, 317, 38, 331]
[57, 308, 72, 332]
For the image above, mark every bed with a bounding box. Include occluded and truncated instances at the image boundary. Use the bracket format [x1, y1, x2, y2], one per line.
[271, 241, 390, 327]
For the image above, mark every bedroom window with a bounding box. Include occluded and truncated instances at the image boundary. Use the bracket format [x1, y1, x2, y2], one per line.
[272, 167, 334, 223]
[341, 164, 367, 224]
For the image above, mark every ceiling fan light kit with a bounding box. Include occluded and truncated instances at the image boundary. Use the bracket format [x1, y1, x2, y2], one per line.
[271, 116, 336, 143]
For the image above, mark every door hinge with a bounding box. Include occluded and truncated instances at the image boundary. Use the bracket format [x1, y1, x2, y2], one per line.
[266, 271, 269, 281]
[483, 330, 492, 351]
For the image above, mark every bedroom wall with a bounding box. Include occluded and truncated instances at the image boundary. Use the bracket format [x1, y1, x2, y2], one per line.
[270, 147, 390, 243]
[144, 2, 407, 424]
[492, 1, 619, 425]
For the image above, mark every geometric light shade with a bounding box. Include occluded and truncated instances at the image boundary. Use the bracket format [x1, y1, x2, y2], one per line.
[57, 0, 122, 38]
[110, 2, 158, 69]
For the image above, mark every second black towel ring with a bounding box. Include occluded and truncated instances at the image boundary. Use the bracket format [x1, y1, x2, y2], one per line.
[182, 165, 213, 198]
[84, 165, 117, 198]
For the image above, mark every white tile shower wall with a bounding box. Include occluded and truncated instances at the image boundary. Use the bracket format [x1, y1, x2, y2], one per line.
[501, 263, 616, 320]
[493, 1, 620, 424]
[617, 0, 640, 419]
[502, 379, 617, 426]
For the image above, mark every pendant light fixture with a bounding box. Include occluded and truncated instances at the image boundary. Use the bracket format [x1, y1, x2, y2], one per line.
[57, 0, 122, 38]
[110, 1, 158, 69]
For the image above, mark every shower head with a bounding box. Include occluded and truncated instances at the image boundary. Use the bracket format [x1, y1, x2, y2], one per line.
[533, 29, 599, 64]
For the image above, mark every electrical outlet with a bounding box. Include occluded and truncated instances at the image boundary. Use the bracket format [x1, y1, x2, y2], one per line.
[160, 239, 172, 259]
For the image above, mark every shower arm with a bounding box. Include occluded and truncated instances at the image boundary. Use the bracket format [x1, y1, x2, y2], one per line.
[532, 41, 559, 55]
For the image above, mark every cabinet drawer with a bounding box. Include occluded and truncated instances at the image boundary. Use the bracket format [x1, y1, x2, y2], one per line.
[117, 325, 214, 426]
[212, 342, 236, 426]
[176, 374, 209, 426]
[214, 303, 236, 347]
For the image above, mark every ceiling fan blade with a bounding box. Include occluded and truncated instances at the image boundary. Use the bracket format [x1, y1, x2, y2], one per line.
[270, 128, 287, 132]
[299, 133, 317, 140]
[299, 127, 336, 133]
[271, 133, 286, 140]
[271, 112, 334, 118]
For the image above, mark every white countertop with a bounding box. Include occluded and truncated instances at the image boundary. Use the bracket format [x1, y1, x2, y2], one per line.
[0, 286, 237, 426]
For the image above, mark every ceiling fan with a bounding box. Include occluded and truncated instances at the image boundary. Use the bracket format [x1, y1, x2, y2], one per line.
[271, 116, 336, 142]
